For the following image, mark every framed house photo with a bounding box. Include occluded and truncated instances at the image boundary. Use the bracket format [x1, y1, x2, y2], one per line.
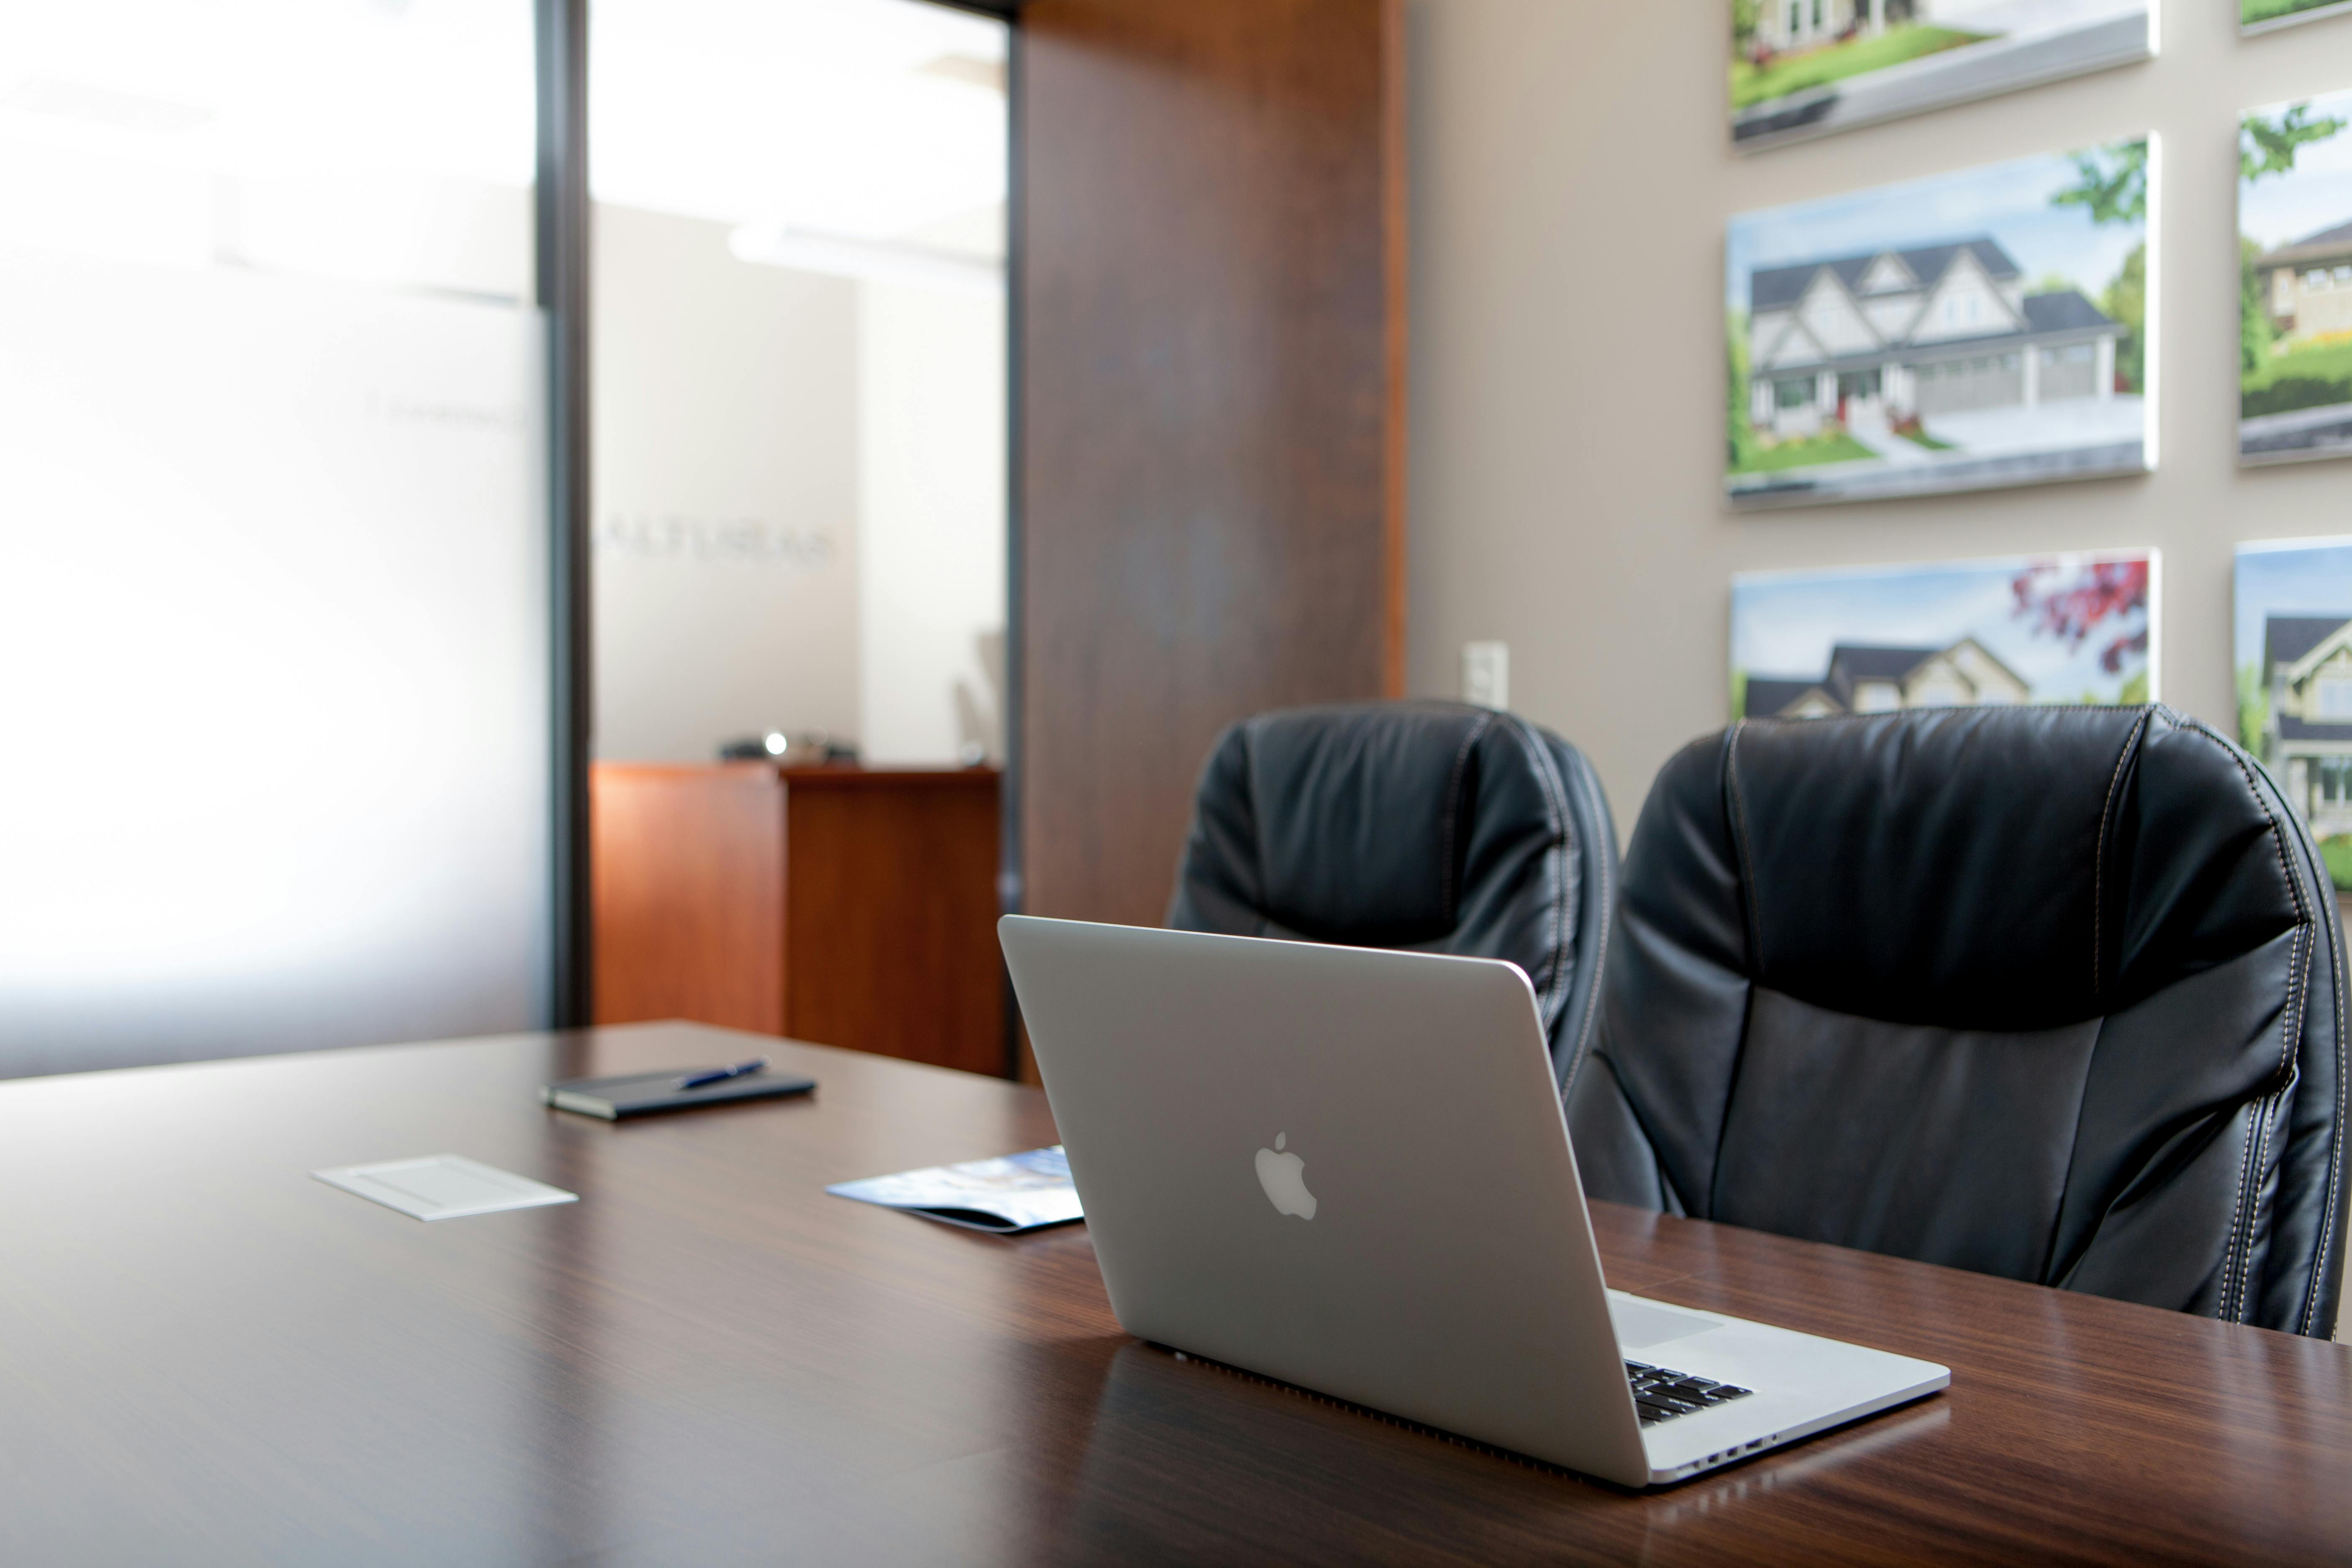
[1727, 139, 2153, 510]
[2240, 90, 2352, 465]
[2236, 539, 2352, 889]
[2244, 0, 2352, 36]
[1730, 0, 2151, 152]
[1732, 550, 2158, 720]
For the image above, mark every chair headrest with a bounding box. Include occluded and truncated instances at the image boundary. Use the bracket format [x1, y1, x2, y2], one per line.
[1639, 705, 2313, 1029]
[1228, 704, 1495, 944]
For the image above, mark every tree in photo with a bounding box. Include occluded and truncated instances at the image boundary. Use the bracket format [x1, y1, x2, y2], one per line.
[1727, 308, 1749, 468]
[2241, 235, 2275, 376]
[2240, 101, 2352, 419]
[2242, 102, 2348, 184]
[2052, 139, 2147, 228]
[2011, 557, 2151, 680]
[2051, 140, 2148, 395]
[2102, 244, 2146, 395]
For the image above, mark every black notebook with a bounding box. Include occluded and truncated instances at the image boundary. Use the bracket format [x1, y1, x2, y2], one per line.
[542, 1068, 817, 1120]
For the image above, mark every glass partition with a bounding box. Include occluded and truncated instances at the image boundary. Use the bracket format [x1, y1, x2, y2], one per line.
[588, 0, 1009, 768]
[0, 1, 550, 1071]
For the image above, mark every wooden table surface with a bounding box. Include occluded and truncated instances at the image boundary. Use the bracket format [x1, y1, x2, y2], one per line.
[3, 1021, 2347, 1565]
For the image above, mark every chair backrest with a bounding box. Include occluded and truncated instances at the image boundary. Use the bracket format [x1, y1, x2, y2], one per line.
[1567, 704, 2348, 1336]
[1168, 701, 1618, 1086]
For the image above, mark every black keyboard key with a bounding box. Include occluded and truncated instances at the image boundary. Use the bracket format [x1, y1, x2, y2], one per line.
[1625, 1361, 1754, 1426]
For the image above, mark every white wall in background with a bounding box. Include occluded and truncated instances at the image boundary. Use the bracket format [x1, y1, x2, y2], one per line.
[591, 202, 862, 761]
[592, 201, 1006, 767]
[857, 205, 1008, 764]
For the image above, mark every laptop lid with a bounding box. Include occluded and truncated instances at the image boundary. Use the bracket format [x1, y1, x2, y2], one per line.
[998, 915, 1653, 1486]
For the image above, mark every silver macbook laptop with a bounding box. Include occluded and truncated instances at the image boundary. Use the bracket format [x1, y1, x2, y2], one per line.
[998, 915, 1948, 1488]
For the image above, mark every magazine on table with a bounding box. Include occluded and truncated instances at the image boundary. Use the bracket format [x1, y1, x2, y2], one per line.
[825, 1145, 1082, 1234]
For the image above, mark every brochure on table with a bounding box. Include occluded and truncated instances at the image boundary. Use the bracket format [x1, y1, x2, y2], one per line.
[827, 1145, 1082, 1234]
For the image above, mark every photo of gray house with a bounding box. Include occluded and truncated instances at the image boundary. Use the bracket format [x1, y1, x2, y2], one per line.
[2240, 93, 2352, 465]
[1728, 140, 2152, 508]
[1749, 237, 2122, 438]
[2237, 538, 2352, 887]
[2259, 220, 2352, 343]
[2257, 614, 2352, 842]
[1744, 637, 2030, 718]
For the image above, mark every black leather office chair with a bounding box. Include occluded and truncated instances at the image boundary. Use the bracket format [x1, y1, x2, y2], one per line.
[1168, 701, 1617, 1087]
[1566, 704, 2348, 1336]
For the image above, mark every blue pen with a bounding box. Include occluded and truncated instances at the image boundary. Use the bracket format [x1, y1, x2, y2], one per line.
[678, 1057, 768, 1091]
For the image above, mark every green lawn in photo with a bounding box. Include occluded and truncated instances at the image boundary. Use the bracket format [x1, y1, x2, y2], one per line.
[1898, 425, 1955, 451]
[1730, 26, 1988, 111]
[1731, 428, 1876, 474]
[2321, 835, 2352, 892]
[2242, 337, 2352, 418]
[2244, 0, 2352, 24]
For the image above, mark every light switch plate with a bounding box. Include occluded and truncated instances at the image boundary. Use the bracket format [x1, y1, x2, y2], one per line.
[1463, 641, 1509, 710]
[312, 1154, 578, 1221]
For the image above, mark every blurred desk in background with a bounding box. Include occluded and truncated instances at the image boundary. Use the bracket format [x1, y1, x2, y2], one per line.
[591, 762, 1004, 1075]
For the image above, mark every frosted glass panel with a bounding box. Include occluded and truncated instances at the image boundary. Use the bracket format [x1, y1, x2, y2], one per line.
[0, 2, 546, 1073]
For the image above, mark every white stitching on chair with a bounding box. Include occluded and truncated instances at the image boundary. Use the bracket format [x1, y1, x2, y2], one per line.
[2225, 1099, 2260, 1321]
[2178, 713, 2318, 1326]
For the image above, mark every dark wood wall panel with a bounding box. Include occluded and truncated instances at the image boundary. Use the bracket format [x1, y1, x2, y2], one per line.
[1019, 0, 1405, 930]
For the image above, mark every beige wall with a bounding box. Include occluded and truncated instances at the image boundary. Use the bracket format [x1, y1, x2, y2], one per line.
[1406, 0, 2352, 838]
[593, 202, 861, 762]
[857, 207, 1009, 765]
[593, 201, 1007, 766]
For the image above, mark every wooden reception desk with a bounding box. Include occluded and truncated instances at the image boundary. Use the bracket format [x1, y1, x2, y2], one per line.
[590, 762, 1005, 1076]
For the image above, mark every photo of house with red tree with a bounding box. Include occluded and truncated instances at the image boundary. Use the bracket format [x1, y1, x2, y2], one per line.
[1733, 551, 2156, 720]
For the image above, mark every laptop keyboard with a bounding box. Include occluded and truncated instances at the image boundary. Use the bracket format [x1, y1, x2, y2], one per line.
[1625, 1361, 1753, 1427]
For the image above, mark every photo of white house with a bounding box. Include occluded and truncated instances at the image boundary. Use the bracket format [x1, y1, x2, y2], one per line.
[1728, 141, 2152, 508]
[1733, 550, 2157, 722]
[1748, 237, 2123, 437]
[1731, 0, 2150, 150]
[2236, 539, 2352, 888]
[2240, 92, 2352, 465]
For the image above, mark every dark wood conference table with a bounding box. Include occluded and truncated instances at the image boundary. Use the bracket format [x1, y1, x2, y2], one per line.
[3, 1021, 2348, 1565]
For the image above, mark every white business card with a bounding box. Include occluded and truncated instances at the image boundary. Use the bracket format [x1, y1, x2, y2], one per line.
[312, 1154, 578, 1221]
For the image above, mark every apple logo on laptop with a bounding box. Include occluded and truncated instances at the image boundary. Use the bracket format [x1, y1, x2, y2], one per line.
[1255, 1132, 1317, 1220]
